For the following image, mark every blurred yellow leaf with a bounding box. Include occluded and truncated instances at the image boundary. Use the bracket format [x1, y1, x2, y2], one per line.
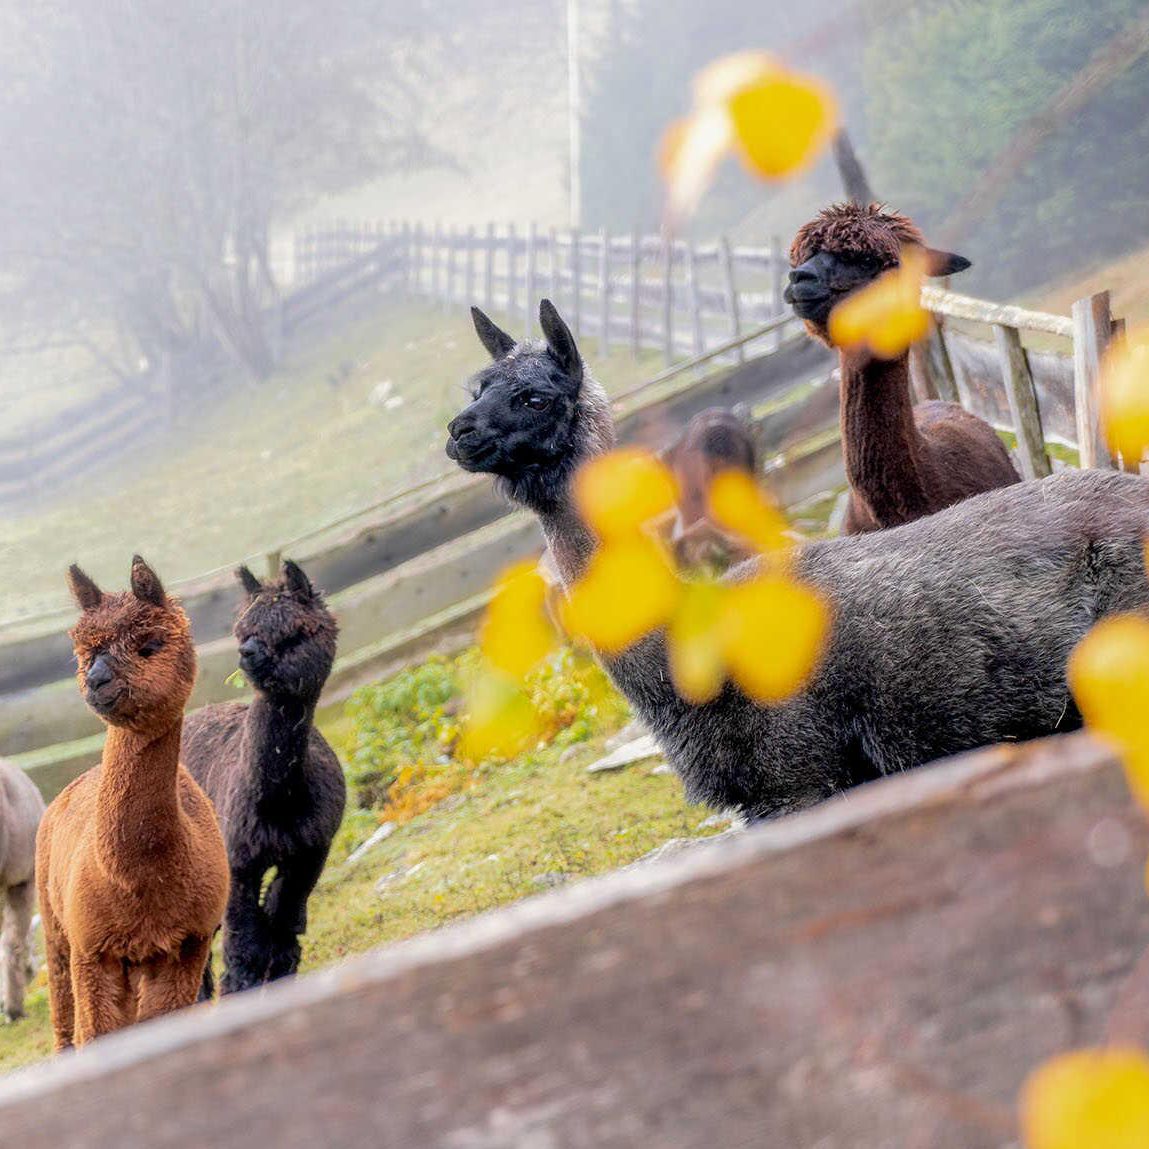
[707, 470, 791, 556]
[660, 109, 732, 226]
[1020, 1047, 1149, 1149]
[728, 73, 837, 180]
[561, 536, 682, 656]
[1068, 614, 1149, 811]
[574, 448, 679, 540]
[480, 560, 559, 679]
[828, 248, 930, 357]
[1100, 330, 1149, 466]
[667, 578, 727, 703]
[459, 672, 541, 762]
[722, 575, 830, 703]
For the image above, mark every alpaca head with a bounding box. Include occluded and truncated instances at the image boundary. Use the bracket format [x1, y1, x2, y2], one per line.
[785, 202, 970, 344]
[68, 556, 196, 733]
[232, 560, 337, 704]
[446, 300, 615, 513]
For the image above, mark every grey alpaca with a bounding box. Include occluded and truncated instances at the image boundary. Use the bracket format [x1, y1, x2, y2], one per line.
[448, 301, 1149, 821]
[181, 561, 345, 995]
[0, 760, 44, 1020]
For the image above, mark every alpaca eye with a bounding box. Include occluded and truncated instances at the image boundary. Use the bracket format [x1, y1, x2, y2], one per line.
[523, 394, 551, 411]
[139, 639, 164, 658]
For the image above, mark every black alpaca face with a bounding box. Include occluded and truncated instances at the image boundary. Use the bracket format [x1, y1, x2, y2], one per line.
[784, 250, 890, 328]
[447, 301, 584, 479]
[234, 561, 338, 701]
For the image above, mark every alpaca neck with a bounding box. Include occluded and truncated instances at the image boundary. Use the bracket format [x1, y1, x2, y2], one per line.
[245, 693, 315, 796]
[97, 721, 184, 878]
[839, 347, 931, 523]
[537, 497, 598, 586]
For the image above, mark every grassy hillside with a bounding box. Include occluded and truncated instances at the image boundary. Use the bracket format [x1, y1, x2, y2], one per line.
[0, 645, 725, 1075]
[0, 300, 659, 624]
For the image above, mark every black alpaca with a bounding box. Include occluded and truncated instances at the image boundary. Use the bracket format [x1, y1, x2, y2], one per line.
[181, 561, 345, 995]
[448, 300, 1149, 821]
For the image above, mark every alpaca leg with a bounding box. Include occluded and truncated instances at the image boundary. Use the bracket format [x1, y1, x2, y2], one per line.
[136, 936, 212, 1023]
[220, 869, 271, 996]
[71, 954, 133, 1046]
[1, 882, 35, 1022]
[264, 851, 326, 983]
[39, 904, 74, 1051]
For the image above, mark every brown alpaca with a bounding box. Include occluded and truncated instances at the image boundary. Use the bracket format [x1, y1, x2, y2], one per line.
[664, 407, 760, 571]
[36, 557, 229, 1050]
[785, 202, 1020, 533]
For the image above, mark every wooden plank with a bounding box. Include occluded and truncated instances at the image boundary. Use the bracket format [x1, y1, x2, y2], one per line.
[547, 227, 559, 307]
[1073, 290, 1114, 469]
[483, 222, 495, 308]
[570, 227, 582, 336]
[430, 221, 443, 302]
[718, 234, 744, 364]
[685, 240, 704, 358]
[629, 229, 641, 356]
[463, 225, 475, 307]
[661, 237, 674, 365]
[505, 222, 517, 318]
[925, 286, 1074, 339]
[1, 734, 1144, 1149]
[769, 234, 785, 350]
[597, 228, 611, 354]
[524, 222, 537, 336]
[995, 324, 1051, 480]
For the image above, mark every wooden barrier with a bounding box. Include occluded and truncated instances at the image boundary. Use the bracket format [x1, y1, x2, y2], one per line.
[0, 733, 1143, 1147]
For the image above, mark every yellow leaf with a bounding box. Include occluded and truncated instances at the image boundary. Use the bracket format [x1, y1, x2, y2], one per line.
[667, 578, 727, 703]
[1068, 614, 1149, 811]
[480, 560, 559, 680]
[459, 672, 541, 762]
[1100, 330, 1149, 466]
[727, 72, 837, 180]
[660, 109, 732, 225]
[561, 536, 682, 656]
[574, 448, 680, 540]
[721, 575, 830, 703]
[828, 248, 930, 357]
[707, 470, 792, 556]
[1020, 1047, 1149, 1149]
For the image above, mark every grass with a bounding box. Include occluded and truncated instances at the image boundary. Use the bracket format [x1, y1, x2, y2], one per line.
[0, 299, 661, 625]
[0, 645, 724, 1076]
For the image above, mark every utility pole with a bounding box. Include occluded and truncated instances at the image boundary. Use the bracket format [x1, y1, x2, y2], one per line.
[567, 0, 581, 229]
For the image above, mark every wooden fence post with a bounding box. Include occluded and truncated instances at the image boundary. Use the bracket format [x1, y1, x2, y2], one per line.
[769, 235, 785, 350]
[598, 229, 611, 354]
[411, 223, 424, 294]
[464, 225, 476, 308]
[718, 235, 744, 364]
[629, 230, 640, 357]
[926, 321, 961, 405]
[484, 223, 495, 309]
[506, 223, 518, 318]
[548, 228, 559, 307]
[525, 223, 538, 337]
[661, 238, 674, 365]
[431, 222, 443, 303]
[570, 228, 582, 336]
[685, 241, 704, 359]
[445, 225, 458, 311]
[994, 324, 1051, 480]
[1073, 291, 1114, 469]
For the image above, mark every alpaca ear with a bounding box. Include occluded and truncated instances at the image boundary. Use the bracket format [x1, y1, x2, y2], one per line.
[236, 565, 263, 598]
[282, 559, 316, 601]
[924, 248, 971, 277]
[129, 555, 167, 607]
[67, 565, 104, 612]
[539, 298, 583, 384]
[470, 307, 516, 361]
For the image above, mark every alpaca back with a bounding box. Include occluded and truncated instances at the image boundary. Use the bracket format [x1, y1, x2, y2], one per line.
[0, 760, 44, 888]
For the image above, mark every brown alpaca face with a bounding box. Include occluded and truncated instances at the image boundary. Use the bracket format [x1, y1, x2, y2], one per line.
[233, 560, 337, 701]
[785, 202, 970, 343]
[67, 556, 196, 732]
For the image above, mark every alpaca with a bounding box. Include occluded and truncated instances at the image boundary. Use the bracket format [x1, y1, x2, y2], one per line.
[448, 301, 1149, 821]
[0, 759, 44, 1021]
[785, 202, 1020, 534]
[181, 561, 345, 997]
[664, 407, 760, 571]
[36, 557, 229, 1049]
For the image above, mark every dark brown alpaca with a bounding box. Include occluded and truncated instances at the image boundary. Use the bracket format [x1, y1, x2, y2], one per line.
[36, 557, 229, 1049]
[181, 561, 344, 997]
[785, 202, 1020, 533]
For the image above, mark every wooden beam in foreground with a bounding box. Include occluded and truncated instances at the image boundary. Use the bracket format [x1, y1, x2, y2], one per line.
[0, 733, 1145, 1148]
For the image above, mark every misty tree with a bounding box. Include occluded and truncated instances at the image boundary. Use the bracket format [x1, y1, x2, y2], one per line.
[0, 0, 441, 382]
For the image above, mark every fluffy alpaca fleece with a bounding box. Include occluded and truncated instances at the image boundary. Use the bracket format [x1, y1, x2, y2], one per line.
[786, 202, 1020, 533]
[181, 561, 345, 997]
[0, 759, 44, 1021]
[37, 557, 228, 1049]
[447, 301, 1149, 821]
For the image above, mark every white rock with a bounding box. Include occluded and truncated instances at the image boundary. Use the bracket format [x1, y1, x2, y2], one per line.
[586, 734, 660, 774]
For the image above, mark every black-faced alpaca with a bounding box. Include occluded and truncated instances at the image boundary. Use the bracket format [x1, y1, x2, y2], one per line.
[664, 407, 760, 571]
[180, 561, 345, 996]
[785, 202, 1019, 534]
[449, 301, 1149, 821]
